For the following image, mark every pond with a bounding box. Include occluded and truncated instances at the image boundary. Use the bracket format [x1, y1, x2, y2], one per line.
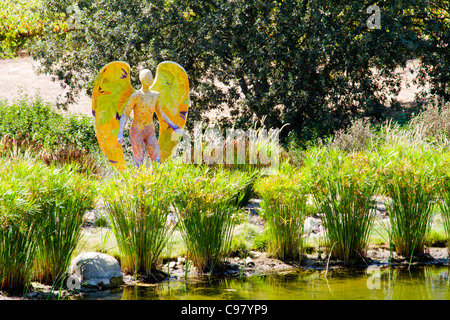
[76, 264, 450, 300]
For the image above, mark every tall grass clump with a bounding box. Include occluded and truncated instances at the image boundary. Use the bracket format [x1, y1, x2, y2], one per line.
[328, 118, 378, 153]
[169, 163, 247, 272]
[309, 149, 378, 265]
[175, 194, 236, 273]
[0, 161, 39, 293]
[102, 165, 176, 280]
[438, 163, 450, 253]
[377, 142, 441, 259]
[409, 100, 450, 146]
[255, 164, 310, 261]
[28, 163, 97, 284]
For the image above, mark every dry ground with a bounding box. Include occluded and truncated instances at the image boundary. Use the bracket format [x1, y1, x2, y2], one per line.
[0, 57, 428, 118]
[0, 57, 92, 115]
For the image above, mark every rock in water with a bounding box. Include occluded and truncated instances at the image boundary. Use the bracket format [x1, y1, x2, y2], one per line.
[304, 216, 320, 235]
[67, 252, 124, 291]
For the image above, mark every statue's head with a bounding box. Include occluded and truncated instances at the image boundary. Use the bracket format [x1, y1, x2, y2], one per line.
[139, 69, 153, 86]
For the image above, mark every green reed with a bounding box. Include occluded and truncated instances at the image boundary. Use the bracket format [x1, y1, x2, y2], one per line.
[175, 196, 236, 273]
[29, 163, 97, 284]
[168, 163, 245, 272]
[377, 142, 440, 259]
[255, 164, 311, 261]
[0, 161, 39, 293]
[102, 166, 176, 279]
[311, 150, 378, 265]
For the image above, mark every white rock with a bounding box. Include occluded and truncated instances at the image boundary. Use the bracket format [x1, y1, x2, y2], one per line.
[67, 252, 124, 291]
[304, 216, 320, 234]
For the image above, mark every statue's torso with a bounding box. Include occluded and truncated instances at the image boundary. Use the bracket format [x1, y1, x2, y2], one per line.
[131, 90, 159, 129]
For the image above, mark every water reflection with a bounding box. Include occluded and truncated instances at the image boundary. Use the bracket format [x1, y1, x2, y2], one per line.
[79, 265, 450, 300]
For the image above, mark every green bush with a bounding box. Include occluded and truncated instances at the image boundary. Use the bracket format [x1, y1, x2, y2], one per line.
[31, 0, 450, 141]
[0, 0, 43, 58]
[102, 166, 176, 279]
[0, 159, 96, 291]
[169, 164, 245, 272]
[311, 150, 378, 265]
[255, 165, 311, 261]
[0, 96, 97, 152]
[375, 140, 442, 259]
[0, 162, 39, 293]
[30, 163, 97, 284]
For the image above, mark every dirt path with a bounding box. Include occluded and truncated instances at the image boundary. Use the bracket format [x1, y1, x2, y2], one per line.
[0, 57, 92, 115]
[0, 57, 427, 118]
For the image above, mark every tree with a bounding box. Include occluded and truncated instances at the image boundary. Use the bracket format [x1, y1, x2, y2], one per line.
[30, 0, 450, 143]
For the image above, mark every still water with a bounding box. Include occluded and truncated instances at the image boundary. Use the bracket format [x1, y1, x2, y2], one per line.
[79, 265, 450, 300]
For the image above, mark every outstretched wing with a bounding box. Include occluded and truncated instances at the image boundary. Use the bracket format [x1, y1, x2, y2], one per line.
[151, 61, 190, 163]
[92, 61, 134, 170]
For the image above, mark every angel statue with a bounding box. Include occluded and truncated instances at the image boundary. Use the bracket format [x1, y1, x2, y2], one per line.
[92, 61, 189, 170]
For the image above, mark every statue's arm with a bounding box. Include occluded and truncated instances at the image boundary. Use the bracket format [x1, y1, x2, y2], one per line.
[155, 95, 180, 131]
[118, 94, 137, 144]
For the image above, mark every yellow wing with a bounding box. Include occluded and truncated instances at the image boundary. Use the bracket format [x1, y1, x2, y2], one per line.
[92, 61, 134, 170]
[151, 61, 190, 163]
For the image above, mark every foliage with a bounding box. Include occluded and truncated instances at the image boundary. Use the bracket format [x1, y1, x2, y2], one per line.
[102, 166, 176, 279]
[31, 163, 97, 284]
[327, 118, 378, 153]
[0, 159, 96, 291]
[168, 163, 246, 272]
[0, 96, 97, 152]
[374, 138, 443, 259]
[175, 193, 236, 273]
[30, 0, 450, 142]
[310, 150, 378, 265]
[255, 165, 311, 261]
[0, 161, 39, 293]
[0, 0, 44, 58]
[409, 100, 450, 146]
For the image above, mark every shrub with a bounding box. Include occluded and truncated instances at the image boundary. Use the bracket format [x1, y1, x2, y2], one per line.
[0, 159, 96, 290]
[0, 161, 39, 293]
[0, 0, 44, 58]
[168, 163, 246, 272]
[409, 100, 450, 146]
[311, 150, 378, 265]
[255, 165, 310, 261]
[27, 163, 97, 284]
[32, 0, 450, 142]
[435, 154, 450, 253]
[0, 96, 98, 153]
[328, 118, 377, 153]
[102, 166, 176, 280]
[377, 146, 440, 259]
[175, 195, 236, 273]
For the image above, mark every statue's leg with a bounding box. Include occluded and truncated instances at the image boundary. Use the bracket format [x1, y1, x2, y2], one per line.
[142, 124, 161, 163]
[129, 126, 145, 168]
